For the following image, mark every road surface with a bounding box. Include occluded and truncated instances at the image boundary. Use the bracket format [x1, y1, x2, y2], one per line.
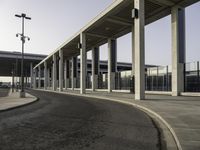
[0, 90, 161, 150]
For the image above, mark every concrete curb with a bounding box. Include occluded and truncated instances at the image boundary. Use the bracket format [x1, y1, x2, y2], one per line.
[33, 89, 182, 150]
[0, 93, 39, 112]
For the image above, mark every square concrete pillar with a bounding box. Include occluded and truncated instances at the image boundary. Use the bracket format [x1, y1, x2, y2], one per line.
[71, 57, 77, 90]
[47, 68, 50, 88]
[80, 33, 86, 94]
[92, 47, 99, 91]
[71, 58, 74, 90]
[52, 54, 57, 91]
[64, 59, 70, 89]
[44, 61, 48, 90]
[171, 7, 185, 96]
[38, 66, 41, 89]
[33, 69, 36, 89]
[108, 39, 117, 93]
[59, 49, 64, 92]
[30, 63, 33, 88]
[133, 0, 145, 100]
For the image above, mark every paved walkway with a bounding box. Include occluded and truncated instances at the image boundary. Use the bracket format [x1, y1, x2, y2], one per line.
[0, 88, 10, 97]
[39, 88, 200, 150]
[0, 91, 38, 111]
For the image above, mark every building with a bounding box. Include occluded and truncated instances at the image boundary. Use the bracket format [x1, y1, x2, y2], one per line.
[32, 0, 199, 100]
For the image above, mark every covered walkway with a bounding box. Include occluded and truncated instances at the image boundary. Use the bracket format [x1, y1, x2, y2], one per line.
[33, 0, 199, 100]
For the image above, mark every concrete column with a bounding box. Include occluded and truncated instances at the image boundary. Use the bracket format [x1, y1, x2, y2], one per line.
[52, 54, 57, 91]
[108, 39, 117, 93]
[59, 49, 64, 92]
[12, 69, 14, 92]
[38, 66, 41, 89]
[64, 60, 70, 89]
[171, 7, 185, 96]
[71, 58, 74, 90]
[71, 57, 77, 90]
[92, 47, 99, 91]
[44, 61, 47, 90]
[47, 68, 50, 88]
[30, 63, 33, 88]
[133, 0, 145, 100]
[33, 69, 36, 89]
[80, 33, 86, 94]
[51, 66, 53, 88]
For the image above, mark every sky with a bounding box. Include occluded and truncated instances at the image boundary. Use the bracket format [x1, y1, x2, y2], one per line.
[0, 0, 200, 69]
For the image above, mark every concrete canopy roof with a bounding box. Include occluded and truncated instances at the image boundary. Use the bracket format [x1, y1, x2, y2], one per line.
[34, 0, 199, 69]
[0, 51, 46, 76]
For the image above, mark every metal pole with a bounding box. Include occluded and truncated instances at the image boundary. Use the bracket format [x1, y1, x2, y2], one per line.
[12, 67, 14, 93]
[16, 57, 18, 92]
[20, 16, 25, 97]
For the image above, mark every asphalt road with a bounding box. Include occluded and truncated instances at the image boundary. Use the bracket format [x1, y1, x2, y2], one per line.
[0, 90, 161, 150]
[0, 88, 10, 97]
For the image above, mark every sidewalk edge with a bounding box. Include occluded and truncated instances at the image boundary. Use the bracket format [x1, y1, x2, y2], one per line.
[0, 93, 39, 112]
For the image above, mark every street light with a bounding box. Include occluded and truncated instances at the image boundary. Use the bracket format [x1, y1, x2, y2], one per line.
[15, 13, 31, 98]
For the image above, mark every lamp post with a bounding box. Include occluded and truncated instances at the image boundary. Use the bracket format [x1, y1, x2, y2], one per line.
[15, 13, 31, 98]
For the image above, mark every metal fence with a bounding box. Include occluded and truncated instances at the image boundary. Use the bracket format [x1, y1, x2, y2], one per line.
[185, 61, 200, 92]
[145, 66, 171, 91]
[67, 61, 200, 93]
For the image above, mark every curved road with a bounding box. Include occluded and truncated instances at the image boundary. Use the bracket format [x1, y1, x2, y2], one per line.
[0, 90, 161, 150]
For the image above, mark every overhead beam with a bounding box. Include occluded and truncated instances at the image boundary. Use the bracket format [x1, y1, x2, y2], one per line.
[148, 0, 175, 6]
[86, 32, 109, 39]
[106, 17, 132, 26]
[146, 6, 166, 18]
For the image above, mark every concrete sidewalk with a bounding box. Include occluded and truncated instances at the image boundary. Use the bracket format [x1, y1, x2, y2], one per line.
[35, 88, 200, 150]
[0, 91, 38, 111]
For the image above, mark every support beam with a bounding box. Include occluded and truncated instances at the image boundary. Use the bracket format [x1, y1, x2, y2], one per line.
[107, 17, 132, 26]
[59, 49, 64, 92]
[52, 54, 57, 91]
[71, 56, 77, 90]
[38, 66, 41, 89]
[171, 7, 185, 96]
[33, 69, 36, 89]
[133, 0, 145, 100]
[71, 58, 74, 90]
[92, 47, 99, 91]
[148, 0, 175, 6]
[108, 39, 117, 93]
[44, 61, 47, 90]
[11, 68, 14, 92]
[30, 63, 33, 88]
[47, 68, 50, 88]
[86, 32, 109, 39]
[80, 33, 86, 94]
[64, 59, 70, 89]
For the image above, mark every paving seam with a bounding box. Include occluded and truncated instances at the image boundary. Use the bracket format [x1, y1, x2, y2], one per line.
[33, 88, 182, 150]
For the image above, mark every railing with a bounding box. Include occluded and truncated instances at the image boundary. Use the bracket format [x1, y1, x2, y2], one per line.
[185, 61, 200, 92]
[64, 61, 200, 93]
[145, 66, 171, 91]
[115, 70, 132, 90]
[98, 74, 108, 89]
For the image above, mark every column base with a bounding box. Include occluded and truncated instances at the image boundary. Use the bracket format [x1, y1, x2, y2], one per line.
[19, 91, 25, 98]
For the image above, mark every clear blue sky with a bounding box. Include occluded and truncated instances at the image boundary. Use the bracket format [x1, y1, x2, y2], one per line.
[0, 0, 200, 67]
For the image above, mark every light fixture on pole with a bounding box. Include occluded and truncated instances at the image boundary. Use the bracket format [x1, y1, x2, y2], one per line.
[15, 13, 31, 98]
